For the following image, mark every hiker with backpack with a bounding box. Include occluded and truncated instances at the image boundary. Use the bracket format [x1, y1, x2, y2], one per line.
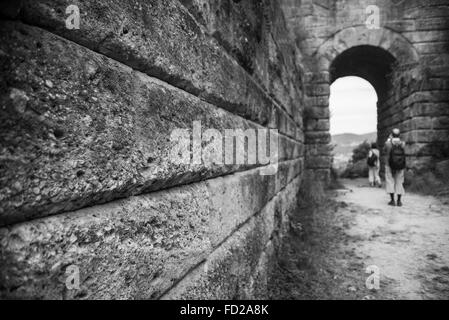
[367, 142, 381, 187]
[384, 128, 406, 207]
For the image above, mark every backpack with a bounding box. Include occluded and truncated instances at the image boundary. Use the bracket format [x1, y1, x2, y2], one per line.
[389, 143, 406, 171]
[367, 151, 378, 167]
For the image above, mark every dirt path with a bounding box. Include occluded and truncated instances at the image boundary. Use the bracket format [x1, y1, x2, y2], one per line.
[269, 179, 449, 300]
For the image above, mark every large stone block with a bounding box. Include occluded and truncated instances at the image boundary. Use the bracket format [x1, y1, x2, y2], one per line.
[406, 143, 448, 157]
[306, 144, 332, 157]
[403, 130, 449, 143]
[436, 159, 449, 176]
[404, 5, 449, 19]
[305, 84, 330, 96]
[402, 117, 434, 131]
[0, 160, 302, 299]
[307, 106, 330, 119]
[434, 116, 449, 129]
[403, 91, 449, 105]
[304, 96, 330, 107]
[402, 116, 449, 132]
[305, 131, 331, 144]
[404, 103, 449, 118]
[415, 17, 449, 31]
[415, 42, 449, 55]
[161, 176, 301, 299]
[179, 0, 304, 121]
[403, 31, 449, 43]
[420, 78, 449, 91]
[304, 168, 330, 185]
[306, 119, 330, 131]
[0, 21, 303, 226]
[13, 0, 304, 134]
[305, 155, 332, 169]
[304, 71, 330, 84]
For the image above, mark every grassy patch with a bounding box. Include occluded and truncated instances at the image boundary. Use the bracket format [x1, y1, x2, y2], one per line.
[405, 159, 449, 202]
[406, 171, 449, 198]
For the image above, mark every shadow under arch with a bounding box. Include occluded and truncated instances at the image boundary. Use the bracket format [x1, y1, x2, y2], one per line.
[330, 45, 395, 103]
[315, 26, 420, 70]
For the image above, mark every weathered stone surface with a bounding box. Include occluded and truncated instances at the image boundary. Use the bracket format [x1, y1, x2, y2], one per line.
[304, 96, 329, 107]
[435, 159, 449, 176]
[305, 168, 331, 185]
[178, 0, 304, 122]
[403, 30, 449, 43]
[1, 0, 448, 301]
[403, 130, 449, 143]
[304, 71, 330, 84]
[404, 3, 449, 19]
[15, 0, 302, 132]
[306, 84, 330, 96]
[161, 176, 301, 300]
[306, 144, 333, 157]
[0, 0, 309, 301]
[161, 203, 275, 300]
[415, 42, 449, 54]
[403, 117, 449, 131]
[305, 156, 332, 169]
[305, 84, 330, 97]
[0, 160, 301, 299]
[406, 143, 449, 157]
[404, 103, 449, 118]
[415, 17, 449, 31]
[306, 119, 330, 131]
[307, 106, 330, 119]
[305, 131, 331, 144]
[403, 91, 449, 105]
[0, 21, 303, 226]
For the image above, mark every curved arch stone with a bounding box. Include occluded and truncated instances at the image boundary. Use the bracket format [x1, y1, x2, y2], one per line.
[315, 26, 420, 71]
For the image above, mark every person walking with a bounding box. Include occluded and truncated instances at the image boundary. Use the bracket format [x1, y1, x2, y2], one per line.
[367, 142, 381, 187]
[384, 129, 406, 207]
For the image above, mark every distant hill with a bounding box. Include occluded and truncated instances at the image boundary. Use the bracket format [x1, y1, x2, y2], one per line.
[331, 132, 377, 170]
[332, 132, 377, 146]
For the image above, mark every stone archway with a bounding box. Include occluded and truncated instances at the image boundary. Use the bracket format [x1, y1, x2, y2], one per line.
[315, 26, 420, 70]
[304, 26, 426, 181]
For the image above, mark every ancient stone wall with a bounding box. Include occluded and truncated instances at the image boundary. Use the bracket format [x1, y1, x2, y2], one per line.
[281, 0, 449, 179]
[2, 0, 448, 300]
[0, 0, 305, 299]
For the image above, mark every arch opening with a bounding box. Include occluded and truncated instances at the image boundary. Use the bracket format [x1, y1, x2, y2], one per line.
[329, 45, 399, 152]
[330, 76, 378, 136]
[304, 20, 444, 181]
[330, 45, 396, 103]
[330, 76, 379, 172]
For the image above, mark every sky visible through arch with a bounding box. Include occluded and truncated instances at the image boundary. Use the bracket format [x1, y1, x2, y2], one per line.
[329, 76, 378, 135]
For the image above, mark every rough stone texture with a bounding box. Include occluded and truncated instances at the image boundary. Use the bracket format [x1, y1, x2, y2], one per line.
[178, 0, 304, 123]
[14, 0, 302, 136]
[280, 0, 449, 180]
[0, 21, 303, 226]
[161, 177, 300, 300]
[2, 0, 448, 300]
[0, 162, 301, 299]
[0, 0, 305, 299]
